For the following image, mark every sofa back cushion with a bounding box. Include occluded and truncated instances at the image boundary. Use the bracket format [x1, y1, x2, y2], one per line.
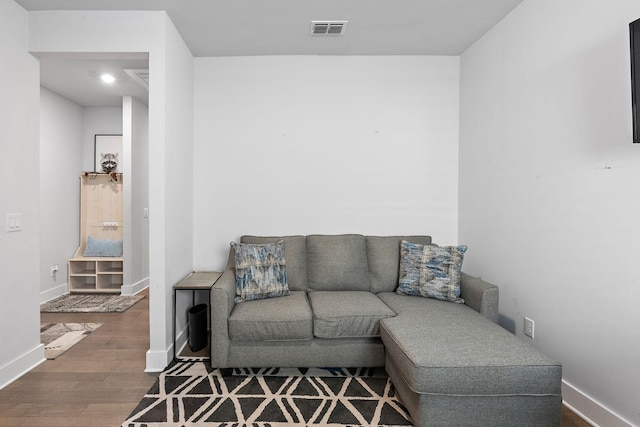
[307, 234, 370, 291]
[240, 235, 308, 291]
[366, 235, 432, 293]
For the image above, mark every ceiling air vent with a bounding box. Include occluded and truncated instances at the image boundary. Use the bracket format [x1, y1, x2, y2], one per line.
[124, 69, 149, 89]
[310, 21, 348, 36]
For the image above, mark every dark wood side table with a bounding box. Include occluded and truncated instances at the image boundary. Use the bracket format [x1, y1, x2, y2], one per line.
[173, 270, 222, 361]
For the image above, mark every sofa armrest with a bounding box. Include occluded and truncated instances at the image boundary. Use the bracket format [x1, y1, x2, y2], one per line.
[210, 269, 236, 367]
[460, 272, 499, 323]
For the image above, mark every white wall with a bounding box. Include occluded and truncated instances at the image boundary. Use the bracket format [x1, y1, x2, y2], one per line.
[122, 96, 150, 294]
[39, 87, 84, 302]
[0, 0, 44, 388]
[28, 10, 194, 372]
[459, 1, 640, 426]
[193, 56, 460, 269]
[156, 14, 195, 356]
[83, 107, 123, 172]
[39, 97, 123, 304]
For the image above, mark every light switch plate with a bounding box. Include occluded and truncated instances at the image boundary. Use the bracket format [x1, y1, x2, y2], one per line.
[6, 213, 22, 232]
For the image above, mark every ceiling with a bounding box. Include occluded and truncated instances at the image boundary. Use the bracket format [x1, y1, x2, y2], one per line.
[37, 54, 149, 107]
[16, 0, 524, 106]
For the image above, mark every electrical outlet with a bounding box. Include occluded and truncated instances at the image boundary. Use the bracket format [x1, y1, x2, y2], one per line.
[50, 264, 59, 279]
[524, 317, 535, 339]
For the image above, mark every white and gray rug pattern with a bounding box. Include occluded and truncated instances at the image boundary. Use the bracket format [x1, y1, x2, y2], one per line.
[41, 294, 145, 313]
[40, 322, 103, 359]
[122, 361, 413, 427]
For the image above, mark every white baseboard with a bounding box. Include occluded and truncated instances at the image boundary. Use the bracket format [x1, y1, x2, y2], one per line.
[145, 347, 172, 373]
[0, 344, 46, 390]
[121, 277, 149, 296]
[175, 325, 188, 357]
[40, 282, 68, 304]
[562, 380, 635, 427]
[144, 326, 190, 372]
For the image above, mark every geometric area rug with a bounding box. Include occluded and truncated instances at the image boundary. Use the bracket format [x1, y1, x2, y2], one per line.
[121, 361, 414, 426]
[40, 322, 102, 360]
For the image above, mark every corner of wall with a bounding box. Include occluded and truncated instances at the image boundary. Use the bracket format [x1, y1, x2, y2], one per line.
[0, 344, 45, 391]
[145, 348, 171, 373]
[562, 381, 636, 427]
[121, 277, 149, 296]
[40, 282, 68, 303]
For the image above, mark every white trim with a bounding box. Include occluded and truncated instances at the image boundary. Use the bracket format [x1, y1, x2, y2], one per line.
[121, 277, 149, 296]
[145, 323, 188, 373]
[145, 348, 172, 373]
[39, 282, 68, 304]
[562, 380, 635, 427]
[175, 325, 187, 357]
[0, 344, 46, 390]
[145, 325, 190, 372]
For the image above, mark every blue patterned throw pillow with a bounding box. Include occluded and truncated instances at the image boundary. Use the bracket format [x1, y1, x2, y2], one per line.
[83, 236, 123, 257]
[231, 240, 290, 303]
[397, 240, 467, 303]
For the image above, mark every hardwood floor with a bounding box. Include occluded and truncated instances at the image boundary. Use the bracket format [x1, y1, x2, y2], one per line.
[563, 407, 592, 427]
[0, 289, 157, 427]
[0, 287, 591, 426]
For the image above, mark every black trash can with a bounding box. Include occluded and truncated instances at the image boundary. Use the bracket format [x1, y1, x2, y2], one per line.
[188, 303, 208, 352]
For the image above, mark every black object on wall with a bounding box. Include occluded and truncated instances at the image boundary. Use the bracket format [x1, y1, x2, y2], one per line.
[631, 18, 640, 143]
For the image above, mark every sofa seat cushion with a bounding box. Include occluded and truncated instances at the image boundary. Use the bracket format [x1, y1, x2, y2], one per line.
[379, 292, 562, 396]
[229, 291, 313, 341]
[378, 291, 455, 316]
[308, 291, 396, 338]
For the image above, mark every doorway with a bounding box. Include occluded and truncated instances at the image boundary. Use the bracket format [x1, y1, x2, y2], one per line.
[37, 52, 150, 301]
[37, 53, 151, 373]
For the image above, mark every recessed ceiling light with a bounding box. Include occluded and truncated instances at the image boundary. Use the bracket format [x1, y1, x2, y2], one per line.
[101, 73, 116, 84]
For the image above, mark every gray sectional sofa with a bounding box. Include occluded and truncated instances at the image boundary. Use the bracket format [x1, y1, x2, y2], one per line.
[210, 234, 562, 426]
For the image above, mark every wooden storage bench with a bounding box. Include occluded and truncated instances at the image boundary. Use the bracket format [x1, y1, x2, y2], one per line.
[68, 173, 123, 294]
[68, 256, 123, 294]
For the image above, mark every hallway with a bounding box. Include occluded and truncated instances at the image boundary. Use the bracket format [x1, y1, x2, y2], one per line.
[0, 289, 156, 427]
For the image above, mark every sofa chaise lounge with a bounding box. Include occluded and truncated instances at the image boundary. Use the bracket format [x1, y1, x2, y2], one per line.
[210, 234, 562, 426]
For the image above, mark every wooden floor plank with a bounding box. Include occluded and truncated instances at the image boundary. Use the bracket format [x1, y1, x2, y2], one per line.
[0, 288, 157, 427]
